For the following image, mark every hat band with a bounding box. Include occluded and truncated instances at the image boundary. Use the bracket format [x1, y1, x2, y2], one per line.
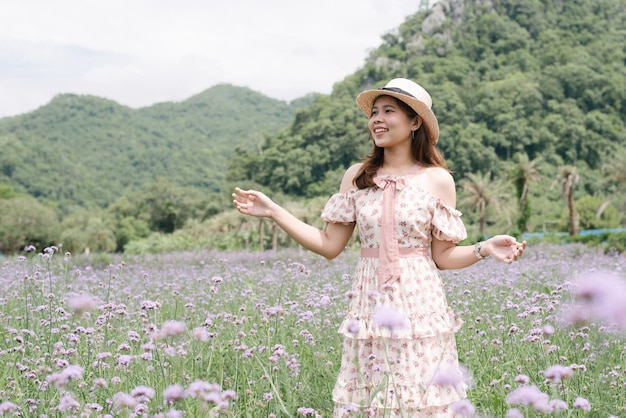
[379, 86, 415, 98]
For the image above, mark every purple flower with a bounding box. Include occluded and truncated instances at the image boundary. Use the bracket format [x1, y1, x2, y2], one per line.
[86, 403, 103, 411]
[505, 408, 524, 418]
[549, 399, 568, 411]
[297, 407, 320, 416]
[131, 385, 155, 402]
[44, 246, 58, 254]
[569, 270, 626, 330]
[117, 355, 132, 366]
[373, 305, 407, 330]
[46, 364, 84, 388]
[346, 319, 360, 335]
[202, 391, 222, 404]
[141, 300, 162, 310]
[68, 295, 96, 314]
[432, 365, 470, 387]
[542, 324, 555, 335]
[162, 320, 186, 337]
[187, 380, 211, 397]
[573, 397, 591, 411]
[192, 327, 211, 342]
[266, 305, 285, 315]
[221, 389, 237, 400]
[57, 393, 79, 412]
[113, 392, 137, 410]
[366, 289, 380, 300]
[93, 378, 108, 388]
[164, 384, 186, 403]
[514, 374, 530, 384]
[451, 399, 476, 416]
[61, 364, 83, 380]
[342, 404, 359, 412]
[506, 385, 548, 406]
[0, 402, 18, 413]
[532, 397, 553, 413]
[544, 365, 574, 383]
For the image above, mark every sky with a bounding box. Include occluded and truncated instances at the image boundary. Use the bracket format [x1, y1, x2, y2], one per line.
[0, 0, 422, 118]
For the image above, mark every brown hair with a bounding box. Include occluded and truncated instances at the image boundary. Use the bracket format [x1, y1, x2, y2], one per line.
[354, 96, 448, 189]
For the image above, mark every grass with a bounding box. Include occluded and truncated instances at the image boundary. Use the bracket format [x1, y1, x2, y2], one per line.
[0, 243, 624, 417]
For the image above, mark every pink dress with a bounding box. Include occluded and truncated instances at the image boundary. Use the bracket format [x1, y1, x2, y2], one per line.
[321, 169, 468, 417]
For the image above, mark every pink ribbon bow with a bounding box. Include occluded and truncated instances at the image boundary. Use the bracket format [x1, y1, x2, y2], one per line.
[373, 175, 406, 287]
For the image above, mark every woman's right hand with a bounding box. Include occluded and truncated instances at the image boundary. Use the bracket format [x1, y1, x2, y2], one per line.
[232, 187, 275, 218]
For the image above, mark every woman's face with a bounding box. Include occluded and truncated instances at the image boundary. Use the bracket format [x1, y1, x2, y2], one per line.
[368, 96, 420, 150]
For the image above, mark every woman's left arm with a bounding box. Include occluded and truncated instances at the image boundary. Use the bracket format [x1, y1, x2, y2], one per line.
[431, 235, 526, 270]
[427, 168, 526, 270]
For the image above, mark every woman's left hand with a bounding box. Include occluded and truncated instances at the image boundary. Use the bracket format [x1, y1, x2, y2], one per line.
[484, 235, 526, 264]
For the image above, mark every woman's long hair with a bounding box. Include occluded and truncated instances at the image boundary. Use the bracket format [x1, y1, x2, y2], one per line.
[354, 96, 448, 189]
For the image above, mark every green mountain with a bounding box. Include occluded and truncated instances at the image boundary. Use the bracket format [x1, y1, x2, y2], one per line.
[0, 84, 298, 209]
[228, 0, 626, 232]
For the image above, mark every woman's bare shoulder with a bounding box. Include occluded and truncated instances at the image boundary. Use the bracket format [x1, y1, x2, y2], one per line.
[339, 163, 363, 193]
[421, 166, 456, 206]
[345, 163, 363, 177]
[425, 166, 454, 184]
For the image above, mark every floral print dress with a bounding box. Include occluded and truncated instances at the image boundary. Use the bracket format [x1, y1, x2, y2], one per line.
[321, 169, 468, 417]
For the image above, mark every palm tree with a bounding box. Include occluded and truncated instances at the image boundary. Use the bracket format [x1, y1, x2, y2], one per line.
[510, 153, 542, 233]
[459, 172, 509, 237]
[558, 165, 579, 236]
[597, 149, 626, 218]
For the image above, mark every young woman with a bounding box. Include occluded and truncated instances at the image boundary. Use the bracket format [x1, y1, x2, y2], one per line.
[233, 78, 526, 417]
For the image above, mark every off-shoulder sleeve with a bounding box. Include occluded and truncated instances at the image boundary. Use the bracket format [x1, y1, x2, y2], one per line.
[321, 191, 356, 224]
[432, 200, 467, 243]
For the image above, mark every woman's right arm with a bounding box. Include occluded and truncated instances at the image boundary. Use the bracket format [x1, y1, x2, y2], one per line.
[232, 164, 361, 259]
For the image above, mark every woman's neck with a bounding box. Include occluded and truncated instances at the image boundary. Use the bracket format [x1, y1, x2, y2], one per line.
[380, 148, 418, 175]
[380, 160, 420, 176]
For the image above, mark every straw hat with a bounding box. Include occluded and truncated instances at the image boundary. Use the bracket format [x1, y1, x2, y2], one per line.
[356, 78, 439, 144]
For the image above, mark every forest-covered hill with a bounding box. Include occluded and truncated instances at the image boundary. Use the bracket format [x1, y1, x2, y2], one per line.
[1, 0, 625, 255]
[228, 0, 626, 236]
[0, 84, 303, 209]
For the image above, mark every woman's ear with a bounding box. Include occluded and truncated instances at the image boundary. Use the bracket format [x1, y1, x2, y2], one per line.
[413, 115, 423, 131]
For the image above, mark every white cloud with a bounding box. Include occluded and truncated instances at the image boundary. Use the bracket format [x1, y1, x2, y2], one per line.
[0, 0, 420, 117]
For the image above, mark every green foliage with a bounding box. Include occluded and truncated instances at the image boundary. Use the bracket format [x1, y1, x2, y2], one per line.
[459, 171, 511, 236]
[604, 232, 626, 254]
[106, 195, 151, 251]
[58, 208, 117, 254]
[567, 231, 626, 254]
[574, 196, 619, 230]
[0, 85, 295, 210]
[226, 94, 369, 197]
[0, 183, 16, 199]
[0, 196, 60, 253]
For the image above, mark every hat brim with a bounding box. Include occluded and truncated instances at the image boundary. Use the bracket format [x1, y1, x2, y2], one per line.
[356, 90, 439, 144]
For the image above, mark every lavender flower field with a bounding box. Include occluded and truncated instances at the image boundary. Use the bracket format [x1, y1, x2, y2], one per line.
[1, 243, 625, 417]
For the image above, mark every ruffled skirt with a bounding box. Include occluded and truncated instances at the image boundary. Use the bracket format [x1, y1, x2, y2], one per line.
[332, 256, 466, 417]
